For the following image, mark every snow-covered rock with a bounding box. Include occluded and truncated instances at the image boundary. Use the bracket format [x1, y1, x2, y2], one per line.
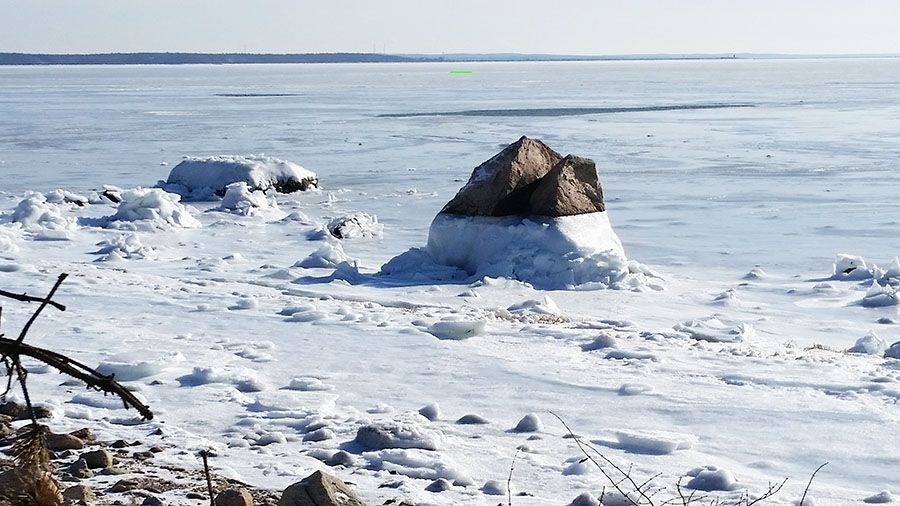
[162, 155, 317, 200]
[354, 421, 441, 450]
[106, 188, 201, 230]
[425, 319, 485, 340]
[863, 490, 895, 504]
[327, 212, 383, 239]
[885, 341, 900, 359]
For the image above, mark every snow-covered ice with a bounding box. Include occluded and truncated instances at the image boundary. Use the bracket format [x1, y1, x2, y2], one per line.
[0, 60, 898, 505]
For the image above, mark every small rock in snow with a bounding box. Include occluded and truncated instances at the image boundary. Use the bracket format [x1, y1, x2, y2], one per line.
[354, 421, 440, 450]
[456, 414, 491, 425]
[418, 403, 442, 421]
[863, 490, 894, 504]
[481, 480, 506, 496]
[512, 413, 543, 433]
[568, 492, 600, 506]
[425, 478, 452, 492]
[581, 333, 619, 351]
[885, 341, 900, 359]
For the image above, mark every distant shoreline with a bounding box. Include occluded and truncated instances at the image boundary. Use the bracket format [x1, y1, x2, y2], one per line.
[1, 52, 898, 66]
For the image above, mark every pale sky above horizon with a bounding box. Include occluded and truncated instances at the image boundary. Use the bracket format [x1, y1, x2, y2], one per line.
[1, 0, 899, 55]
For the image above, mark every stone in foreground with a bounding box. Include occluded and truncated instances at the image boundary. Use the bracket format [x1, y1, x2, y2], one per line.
[278, 470, 367, 506]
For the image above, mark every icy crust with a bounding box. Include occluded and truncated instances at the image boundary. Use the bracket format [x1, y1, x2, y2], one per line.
[415, 212, 661, 290]
[161, 155, 318, 200]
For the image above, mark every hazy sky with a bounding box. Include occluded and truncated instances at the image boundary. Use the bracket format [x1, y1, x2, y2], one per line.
[1, 0, 899, 55]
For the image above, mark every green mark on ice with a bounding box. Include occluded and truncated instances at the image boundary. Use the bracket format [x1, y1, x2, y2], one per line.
[449, 70, 473, 74]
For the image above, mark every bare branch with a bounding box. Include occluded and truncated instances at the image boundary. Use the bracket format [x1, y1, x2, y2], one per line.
[798, 463, 827, 506]
[15, 274, 68, 343]
[508, 448, 520, 506]
[0, 337, 153, 420]
[0, 288, 66, 312]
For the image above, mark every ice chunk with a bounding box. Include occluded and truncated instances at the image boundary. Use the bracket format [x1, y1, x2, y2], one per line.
[848, 332, 887, 355]
[613, 429, 696, 455]
[6, 192, 76, 238]
[833, 254, 873, 281]
[92, 233, 155, 262]
[674, 315, 753, 343]
[106, 188, 201, 230]
[217, 182, 278, 216]
[295, 241, 350, 269]
[162, 154, 317, 200]
[426, 320, 486, 340]
[861, 282, 899, 308]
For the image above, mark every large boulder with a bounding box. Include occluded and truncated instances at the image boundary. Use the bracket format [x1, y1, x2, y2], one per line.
[441, 136, 563, 216]
[162, 155, 318, 200]
[440, 137, 605, 217]
[278, 470, 367, 506]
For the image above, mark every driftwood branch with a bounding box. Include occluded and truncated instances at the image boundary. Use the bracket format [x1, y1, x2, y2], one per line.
[0, 289, 66, 313]
[0, 273, 153, 421]
[0, 337, 153, 420]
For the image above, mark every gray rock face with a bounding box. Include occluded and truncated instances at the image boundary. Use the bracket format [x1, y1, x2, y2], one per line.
[278, 470, 367, 506]
[440, 137, 605, 217]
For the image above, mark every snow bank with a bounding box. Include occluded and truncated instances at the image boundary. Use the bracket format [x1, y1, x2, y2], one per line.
[106, 188, 201, 231]
[5, 192, 76, 239]
[674, 315, 753, 343]
[217, 182, 279, 216]
[162, 155, 317, 200]
[327, 212, 383, 239]
[382, 212, 661, 290]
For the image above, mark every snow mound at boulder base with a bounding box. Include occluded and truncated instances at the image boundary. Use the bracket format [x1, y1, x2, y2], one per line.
[161, 155, 318, 200]
[414, 136, 660, 290]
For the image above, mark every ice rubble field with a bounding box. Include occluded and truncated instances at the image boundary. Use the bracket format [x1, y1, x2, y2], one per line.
[0, 60, 899, 504]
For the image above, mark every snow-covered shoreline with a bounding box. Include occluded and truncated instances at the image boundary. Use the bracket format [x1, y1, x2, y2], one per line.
[1, 60, 899, 505]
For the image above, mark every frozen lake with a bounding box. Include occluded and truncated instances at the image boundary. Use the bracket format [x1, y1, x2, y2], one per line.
[0, 60, 898, 505]
[3, 59, 900, 273]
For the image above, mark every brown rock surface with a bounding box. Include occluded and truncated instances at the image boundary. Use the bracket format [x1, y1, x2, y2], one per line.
[441, 136, 562, 216]
[440, 137, 605, 217]
[278, 470, 367, 506]
[528, 155, 605, 216]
